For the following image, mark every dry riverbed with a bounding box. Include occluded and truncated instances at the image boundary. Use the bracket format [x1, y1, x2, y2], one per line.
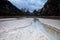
[0, 18, 49, 40]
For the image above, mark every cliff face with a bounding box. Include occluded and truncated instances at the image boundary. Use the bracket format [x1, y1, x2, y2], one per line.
[40, 0, 60, 16]
[0, 0, 23, 16]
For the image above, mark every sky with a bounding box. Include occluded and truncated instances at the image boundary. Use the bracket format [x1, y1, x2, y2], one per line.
[8, 0, 47, 11]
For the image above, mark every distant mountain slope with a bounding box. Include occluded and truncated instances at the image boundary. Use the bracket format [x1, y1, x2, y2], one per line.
[0, 0, 24, 16]
[40, 0, 60, 16]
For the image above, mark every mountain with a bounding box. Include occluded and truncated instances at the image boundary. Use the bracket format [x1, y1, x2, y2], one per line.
[40, 0, 60, 16]
[0, 0, 24, 16]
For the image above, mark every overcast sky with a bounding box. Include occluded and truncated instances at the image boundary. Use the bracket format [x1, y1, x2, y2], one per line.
[8, 0, 47, 11]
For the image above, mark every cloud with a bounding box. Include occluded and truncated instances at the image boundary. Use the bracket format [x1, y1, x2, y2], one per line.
[8, 0, 47, 10]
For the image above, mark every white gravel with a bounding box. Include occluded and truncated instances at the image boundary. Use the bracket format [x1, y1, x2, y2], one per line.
[0, 18, 48, 40]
